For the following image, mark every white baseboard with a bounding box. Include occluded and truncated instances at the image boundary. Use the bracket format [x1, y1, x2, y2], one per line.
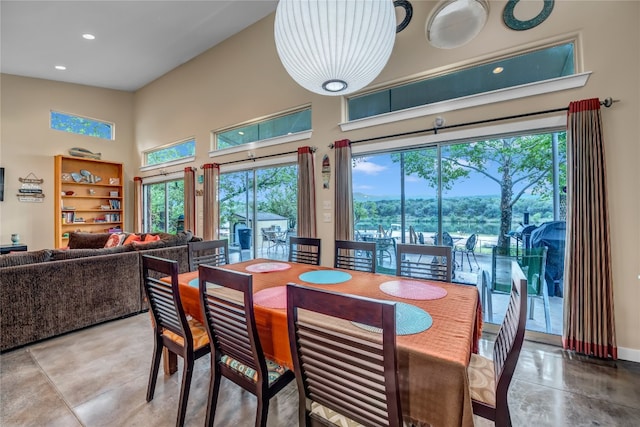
[618, 346, 640, 363]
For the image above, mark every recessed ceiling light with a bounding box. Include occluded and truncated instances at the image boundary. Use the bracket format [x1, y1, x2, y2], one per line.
[238, 131, 245, 135]
[82, 33, 95, 40]
[493, 66, 504, 74]
[55, 65, 67, 71]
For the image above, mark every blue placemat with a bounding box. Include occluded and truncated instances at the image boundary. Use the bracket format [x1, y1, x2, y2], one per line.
[352, 302, 432, 335]
[189, 278, 221, 289]
[298, 270, 352, 284]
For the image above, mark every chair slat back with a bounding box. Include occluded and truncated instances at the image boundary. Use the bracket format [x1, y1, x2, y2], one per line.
[142, 255, 190, 341]
[198, 265, 265, 379]
[287, 284, 402, 427]
[334, 240, 376, 273]
[188, 239, 229, 271]
[396, 243, 452, 282]
[288, 236, 321, 265]
[493, 261, 528, 397]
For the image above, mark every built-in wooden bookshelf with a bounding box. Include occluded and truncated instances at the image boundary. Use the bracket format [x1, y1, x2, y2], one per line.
[54, 155, 124, 248]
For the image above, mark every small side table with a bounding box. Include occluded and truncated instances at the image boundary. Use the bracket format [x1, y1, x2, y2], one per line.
[0, 243, 28, 254]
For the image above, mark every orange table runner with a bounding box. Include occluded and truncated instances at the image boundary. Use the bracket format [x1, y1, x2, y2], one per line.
[177, 259, 480, 427]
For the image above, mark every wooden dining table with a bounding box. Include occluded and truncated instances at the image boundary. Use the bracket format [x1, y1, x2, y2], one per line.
[172, 258, 481, 427]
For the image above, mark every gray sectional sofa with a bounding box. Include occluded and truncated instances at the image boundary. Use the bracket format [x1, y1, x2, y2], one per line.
[0, 231, 198, 352]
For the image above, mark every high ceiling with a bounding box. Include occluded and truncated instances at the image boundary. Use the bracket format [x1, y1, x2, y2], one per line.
[0, 1, 278, 92]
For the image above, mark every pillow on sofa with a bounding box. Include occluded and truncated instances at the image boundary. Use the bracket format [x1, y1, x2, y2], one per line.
[0, 249, 52, 268]
[68, 232, 111, 249]
[123, 234, 142, 245]
[104, 232, 129, 248]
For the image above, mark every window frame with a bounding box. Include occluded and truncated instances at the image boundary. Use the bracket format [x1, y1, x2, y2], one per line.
[50, 110, 114, 140]
[211, 105, 312, 156]
[140, 137, 196, 171]
[341, 39, 588, 132]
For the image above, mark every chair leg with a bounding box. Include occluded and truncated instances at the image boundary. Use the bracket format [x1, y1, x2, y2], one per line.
[543, 285, 552, 334]
[472, 252, 479, 270]
[146, 339, 163, 402]
[256, 394, 269, 427]
[529, 296, 536, 320]
[466, 252, 472, 271]
[205, 364, 222, 427]
[176, 354, 195, 427]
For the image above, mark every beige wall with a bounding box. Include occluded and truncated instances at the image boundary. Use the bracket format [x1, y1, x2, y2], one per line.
[0, 75, 135, 248]
[1, 2, 638, 356]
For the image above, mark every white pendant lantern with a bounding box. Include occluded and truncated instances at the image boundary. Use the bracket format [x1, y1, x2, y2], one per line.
[274, 0, 396, 96]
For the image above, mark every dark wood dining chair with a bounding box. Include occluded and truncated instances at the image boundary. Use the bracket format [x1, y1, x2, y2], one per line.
[396, 243, 453, 282]
[468, 261, 528, 427]
[334, 239, 376, 273]
[288, 236, 321, 265]
[286, 284, 403, 427]
[198, 265, 294, 427]
[187, 239, 229, 271]
[141, 255, 211, 427]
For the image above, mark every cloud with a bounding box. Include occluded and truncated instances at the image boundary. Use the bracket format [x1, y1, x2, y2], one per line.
[353, 161, 387, 175]
[354, 184, 375, 191]
[405, 175, 421, 183]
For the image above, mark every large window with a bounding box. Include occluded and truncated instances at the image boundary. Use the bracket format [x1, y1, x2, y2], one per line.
[143, 179, 184, 233]
[352, 130, 566, 336]
[219, 165, 297, 261]
[348, 42, 575, 121]
[144, 138, 195, 167]
[50, 110, 114, 140]
[215, 107, 311, 150]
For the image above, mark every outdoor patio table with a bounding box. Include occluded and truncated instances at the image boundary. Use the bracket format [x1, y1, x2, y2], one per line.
[171, 259, 481, 427]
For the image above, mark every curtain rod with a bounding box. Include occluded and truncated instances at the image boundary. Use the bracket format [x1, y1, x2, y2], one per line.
[332, 97, 619, 147]
[202, 146, 317, 168]
[140, 147, 319, 179]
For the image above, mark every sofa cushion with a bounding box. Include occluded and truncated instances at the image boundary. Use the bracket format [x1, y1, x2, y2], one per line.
[0, 249, 52, 268]
[68, 232, 111, 249]
[50, 245, 133, 261]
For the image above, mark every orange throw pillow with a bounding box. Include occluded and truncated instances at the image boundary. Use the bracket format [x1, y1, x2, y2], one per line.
[123, 234, 142, 245]
[143, 234, 161, 242]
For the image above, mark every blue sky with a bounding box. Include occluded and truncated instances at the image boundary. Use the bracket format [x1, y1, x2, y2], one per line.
[352, 153, 501, 199]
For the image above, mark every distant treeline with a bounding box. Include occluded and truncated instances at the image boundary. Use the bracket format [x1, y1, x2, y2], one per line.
[354, 195, 557, 236]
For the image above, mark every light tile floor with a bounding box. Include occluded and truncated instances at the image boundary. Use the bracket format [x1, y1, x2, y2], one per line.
[2, 313, 639, 426]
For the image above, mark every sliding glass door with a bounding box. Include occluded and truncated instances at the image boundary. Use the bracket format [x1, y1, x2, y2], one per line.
[352, 131, 566, 336]
[219, 164, 297, 262]
[143, 179, 184, 233]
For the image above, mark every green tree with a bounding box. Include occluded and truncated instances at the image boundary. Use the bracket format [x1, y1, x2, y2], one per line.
[399, 133, 566, 247]
[219, 166, 298, 231]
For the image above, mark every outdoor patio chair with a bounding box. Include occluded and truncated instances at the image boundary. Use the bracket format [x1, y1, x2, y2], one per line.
[454, 233, 480, 271]
[141, 255, 210, 427]
[198, 265, 294, 427]
[469, 262, 528, 427]
[286, 284, 404, 427]
[487, 246, 550, 333]
[288, 236, 321, 265]
[334, 239, 376, 273]
[396, 243, 453, 282]
[188, 239, 229, 271]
